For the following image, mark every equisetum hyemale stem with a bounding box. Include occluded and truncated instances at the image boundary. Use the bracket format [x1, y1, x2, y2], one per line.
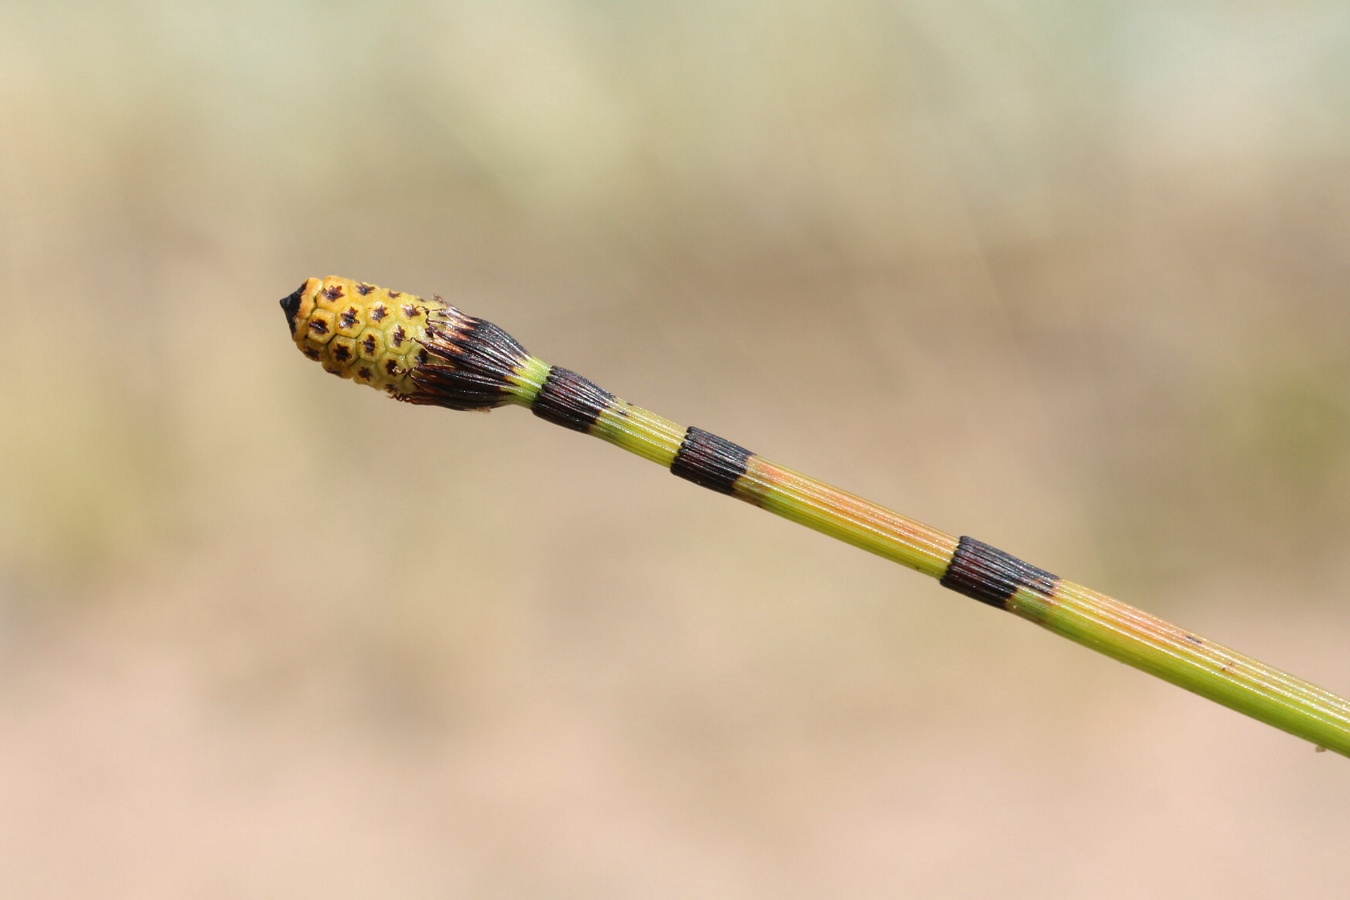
[281, 275, 1350, 758]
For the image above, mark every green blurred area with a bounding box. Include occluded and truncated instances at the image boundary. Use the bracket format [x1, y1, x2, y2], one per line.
[1, 2, 1348, 896]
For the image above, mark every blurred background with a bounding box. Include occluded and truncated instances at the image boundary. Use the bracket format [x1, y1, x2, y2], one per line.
[3, 1, 1349, 896]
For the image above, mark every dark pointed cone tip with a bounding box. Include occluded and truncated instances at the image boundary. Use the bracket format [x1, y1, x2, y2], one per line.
[280, 281, 307, 332]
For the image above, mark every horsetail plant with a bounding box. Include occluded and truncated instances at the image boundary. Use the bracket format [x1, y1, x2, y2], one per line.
[281, 275, 1350, 758]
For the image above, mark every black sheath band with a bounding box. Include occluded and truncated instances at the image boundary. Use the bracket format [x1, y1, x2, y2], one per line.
[671, 427, 752, 495]
[532, 367, 615, 433]
[940, 536, 1058, 609]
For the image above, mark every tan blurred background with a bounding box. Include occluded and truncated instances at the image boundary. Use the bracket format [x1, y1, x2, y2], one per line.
[2, 1, 1349, 896]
